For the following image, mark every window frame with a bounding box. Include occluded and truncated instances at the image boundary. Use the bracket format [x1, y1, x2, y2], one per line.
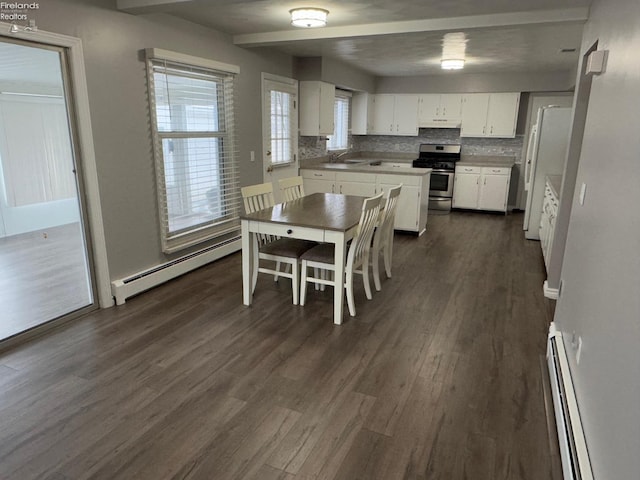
[145, 48, 241, 253]
[327, 89, 351, 152]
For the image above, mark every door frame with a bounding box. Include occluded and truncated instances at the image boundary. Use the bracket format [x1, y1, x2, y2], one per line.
[0, 22, 112, 308]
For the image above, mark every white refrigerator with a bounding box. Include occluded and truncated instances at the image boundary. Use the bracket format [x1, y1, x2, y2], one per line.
[523, 106, 572, 240]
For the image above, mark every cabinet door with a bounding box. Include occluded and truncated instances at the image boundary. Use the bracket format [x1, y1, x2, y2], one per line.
[418, 94, 440, 123]
[440, 94, 463, 119]
[460, 93, 490, 137]
[303, 178, 334, 195]
[379, 182, 419, 231]
[371, 94, 395, 134]
[299, 81, 335, 136]
[319, 82, 336, 135]
[351, 92, 373, 135]
[337, 181, 377, 197]
[486, 93, 520, 138]
[452, 173, 480, 208]
[394, 95, 419, 135]
[478, 174, 509, 211]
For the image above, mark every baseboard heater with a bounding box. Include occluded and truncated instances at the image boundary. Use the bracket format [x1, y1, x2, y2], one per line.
[547, 323, 594, 480]
[111, 236, 241, 305]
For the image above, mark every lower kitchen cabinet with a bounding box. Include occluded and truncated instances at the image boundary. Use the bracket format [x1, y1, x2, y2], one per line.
[301, 169, 430, 234]
[452, 165, 511, 213]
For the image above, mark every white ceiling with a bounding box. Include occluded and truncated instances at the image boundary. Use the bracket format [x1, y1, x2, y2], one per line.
[118, 0, 591, 77]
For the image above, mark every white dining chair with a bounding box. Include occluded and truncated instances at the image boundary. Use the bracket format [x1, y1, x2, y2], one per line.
[241, 182, 315, 305]
[299, 192, 384, 317]
[372, 184, 402, 291]
[278, 176, 305, 201]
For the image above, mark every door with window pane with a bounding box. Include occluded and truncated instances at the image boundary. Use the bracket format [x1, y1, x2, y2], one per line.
[262, 74, 299, 202]
[0, 39, 95, 340]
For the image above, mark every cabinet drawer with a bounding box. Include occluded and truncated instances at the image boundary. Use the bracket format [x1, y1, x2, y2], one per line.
[456, 165, 482, 174]
[301, 170, 336, 180]
[377, 173, 420, 186]
[257, 223, 325, 242]
[336, 171, 376, 183]
[481, 166, 511, 175]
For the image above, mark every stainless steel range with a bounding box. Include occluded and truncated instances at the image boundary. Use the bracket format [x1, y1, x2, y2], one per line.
[412, 144, 461, 212]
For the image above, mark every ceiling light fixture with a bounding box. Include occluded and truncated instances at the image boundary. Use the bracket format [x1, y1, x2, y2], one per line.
[441, 32, 467, 71]
[441, 59, 465, 70]
[290, 8, 329, 28]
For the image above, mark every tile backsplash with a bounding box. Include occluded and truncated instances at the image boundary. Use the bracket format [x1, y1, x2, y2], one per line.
[299, 128, 524, 163]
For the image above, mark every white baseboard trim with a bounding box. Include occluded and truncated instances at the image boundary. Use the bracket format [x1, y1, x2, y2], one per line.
[111, 237, 240, 305]
[543, 280, 559, 299]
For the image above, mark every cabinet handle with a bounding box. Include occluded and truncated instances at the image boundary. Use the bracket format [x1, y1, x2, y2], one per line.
[483, 126, 486, 134]
[287, 229, 293, 234]
[484, 178, 487, 185]
[340, 185, 343, 194]
[436, 107, 439, 116]
[390, 123, 393, 131]
[442, 107, 446, 115]
[332, 184, 335, 193]
[476, 178, 479, 185]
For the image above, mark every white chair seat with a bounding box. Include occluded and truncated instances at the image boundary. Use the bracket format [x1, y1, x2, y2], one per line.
[261, 238, 317, 258]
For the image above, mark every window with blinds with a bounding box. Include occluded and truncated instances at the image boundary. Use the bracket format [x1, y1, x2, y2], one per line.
[327, 93, 350, 151]
[146, 50, 240, 253]
[269, 89, 294, 165]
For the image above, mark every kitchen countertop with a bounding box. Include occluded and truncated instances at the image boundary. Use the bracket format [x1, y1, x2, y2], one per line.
[546, 175, 562, 198]
[457, 155, 516, 168]
[301, 160, 431, 177]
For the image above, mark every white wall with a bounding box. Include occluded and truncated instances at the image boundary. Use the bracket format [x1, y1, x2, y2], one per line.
[29, 0, 294, 280]
[553, 0, 640, 477]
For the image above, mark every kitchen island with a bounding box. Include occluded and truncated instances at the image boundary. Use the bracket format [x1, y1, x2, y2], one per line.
[301, 160, 431, 235]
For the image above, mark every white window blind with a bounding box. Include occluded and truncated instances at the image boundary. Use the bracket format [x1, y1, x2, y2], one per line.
[327, 92, 350, 151]
[147, 52, 240, 253]
[263, 76, 298, 167]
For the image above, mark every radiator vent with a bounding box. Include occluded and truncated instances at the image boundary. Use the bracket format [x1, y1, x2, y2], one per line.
[111, 236, 241, 305]
[547, 323, 594, 480]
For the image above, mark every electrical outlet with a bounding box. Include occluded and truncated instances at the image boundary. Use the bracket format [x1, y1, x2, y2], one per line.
[579, 183, 587, 205]
[576, 336, 583, 364]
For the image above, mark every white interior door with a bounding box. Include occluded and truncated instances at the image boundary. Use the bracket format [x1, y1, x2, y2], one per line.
[262, 73, 299, 203]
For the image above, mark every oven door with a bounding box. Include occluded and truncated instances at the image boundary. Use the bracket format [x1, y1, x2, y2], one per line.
[429, 170, 454, 198]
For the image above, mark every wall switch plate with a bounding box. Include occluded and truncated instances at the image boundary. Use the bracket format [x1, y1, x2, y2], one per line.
[250, 151, 255, 162]
[579, 183, 587, 205]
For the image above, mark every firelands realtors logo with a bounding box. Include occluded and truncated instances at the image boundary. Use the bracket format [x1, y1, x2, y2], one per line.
[0, 2, 40, 21]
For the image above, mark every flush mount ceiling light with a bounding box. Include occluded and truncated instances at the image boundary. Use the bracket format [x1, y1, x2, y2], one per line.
[441, 32, 467, 70]
[290, 8, 329, 28]
[441, 59, 465, 70]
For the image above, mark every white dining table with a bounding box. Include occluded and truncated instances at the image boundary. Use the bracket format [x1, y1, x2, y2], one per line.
[240, 192, 365, 325]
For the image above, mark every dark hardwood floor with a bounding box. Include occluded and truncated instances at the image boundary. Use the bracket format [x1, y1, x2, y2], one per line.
[0, 211, 561, 480]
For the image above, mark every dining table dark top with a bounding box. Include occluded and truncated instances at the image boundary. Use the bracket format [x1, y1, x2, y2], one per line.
[240, 193, 365, 232]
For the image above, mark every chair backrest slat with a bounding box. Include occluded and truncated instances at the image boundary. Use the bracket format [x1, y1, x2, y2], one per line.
[241, 182, 277, 244]
[278, 176, 305, 202]
[375, 184, 403, 250]
[348, 193, 384, 268]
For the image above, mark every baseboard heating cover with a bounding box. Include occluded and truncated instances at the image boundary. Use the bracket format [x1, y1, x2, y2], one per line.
[547, 322, 594, 480]
[111, 236, 241, 305]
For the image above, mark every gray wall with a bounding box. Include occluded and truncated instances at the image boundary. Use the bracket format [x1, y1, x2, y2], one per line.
[293, 56, 375, 92]
[553, 0, 640, 477]
[375, 71, 575, 94]
[32, 0, 293, 280]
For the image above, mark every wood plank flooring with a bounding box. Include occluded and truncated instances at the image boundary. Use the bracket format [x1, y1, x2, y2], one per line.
[0, 223, 93, 340]
[0, 211, 560, 480]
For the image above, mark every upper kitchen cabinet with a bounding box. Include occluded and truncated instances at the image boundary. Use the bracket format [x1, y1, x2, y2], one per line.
[299, 81, 335, 136]
[351, 91, 374, 135]
[460, 92, 520, 138]
[418, 94, 463, 128]
[371, 94, 419, 136]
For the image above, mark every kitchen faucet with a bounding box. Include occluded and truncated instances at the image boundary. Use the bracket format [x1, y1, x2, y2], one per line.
[330, 150, 349, 163]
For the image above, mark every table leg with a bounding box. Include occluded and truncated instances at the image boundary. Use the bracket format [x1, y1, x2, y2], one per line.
[241, 220, 252, 306]
[332, 233, 347, 325]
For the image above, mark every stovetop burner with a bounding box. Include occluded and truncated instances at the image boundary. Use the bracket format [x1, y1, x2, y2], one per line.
[412, 143, 461, 170]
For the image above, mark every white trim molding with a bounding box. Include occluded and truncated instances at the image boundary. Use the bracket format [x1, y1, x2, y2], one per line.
[0, 22, 113, 308]
[543, 280, 559, 299]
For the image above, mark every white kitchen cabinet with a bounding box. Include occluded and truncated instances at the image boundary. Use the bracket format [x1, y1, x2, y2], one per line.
[460, 93, 520, 138]
[452, 165, 511, 212]
[418, 94, 463, 127]
[299, 81, 335, 136]
[371, 94, 419, 136]
[336, 172, 377, 196]
[301, 168, 430, 234]
[351, 91, 374, 135]
[301, 170, 335, 194]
